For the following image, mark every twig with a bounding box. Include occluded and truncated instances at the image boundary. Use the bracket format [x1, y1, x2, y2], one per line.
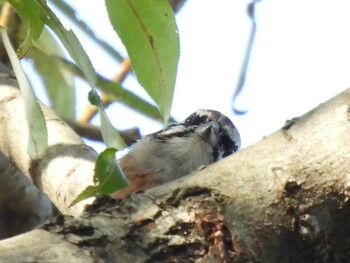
[66, 119, 140, 145]
[0, 2, 12, 28]
[231, 0, 262, 114]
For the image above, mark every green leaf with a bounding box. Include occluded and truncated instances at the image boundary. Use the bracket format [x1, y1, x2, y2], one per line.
[70, 148, 129, 206]
[53, 58, 177, 123]
[7, 0, 44, 56]
[29, 29, 75, 120]
[69, 185, 102, 207]
[34, 0, 97, 86]
[106, 0, 180, 122]
[89, 89, 126, 149]
[95, 76, 177, 122]
[94, 148, 129, 193]
[35, 1, 115, 145]
[34, 26, 66, 56]
[0, 27, 48, 158]
[29, 47, 75, 120]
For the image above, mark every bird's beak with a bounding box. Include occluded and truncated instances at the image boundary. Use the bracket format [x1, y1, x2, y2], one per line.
[195, 121, 220, 147]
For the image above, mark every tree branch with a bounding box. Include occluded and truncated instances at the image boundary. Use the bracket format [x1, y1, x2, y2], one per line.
[0, 74, 97, 221]
[66, 120, 140, 145]
[1, 84, 350, 261]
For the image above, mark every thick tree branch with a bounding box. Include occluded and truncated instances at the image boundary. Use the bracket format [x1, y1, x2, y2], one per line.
[1, 86, 350, 262]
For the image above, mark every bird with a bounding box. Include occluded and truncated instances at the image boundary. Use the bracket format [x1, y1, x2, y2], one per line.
[112, 109, 241, 199]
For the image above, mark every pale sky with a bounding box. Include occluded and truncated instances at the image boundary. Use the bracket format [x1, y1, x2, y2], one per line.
[36, 0, 350, 152]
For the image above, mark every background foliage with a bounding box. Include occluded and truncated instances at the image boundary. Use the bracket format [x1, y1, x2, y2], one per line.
[0, 0, 181, 197]
[1, 0, 180, 144]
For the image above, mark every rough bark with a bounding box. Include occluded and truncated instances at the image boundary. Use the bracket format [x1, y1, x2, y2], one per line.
[1, 81, 350, 262]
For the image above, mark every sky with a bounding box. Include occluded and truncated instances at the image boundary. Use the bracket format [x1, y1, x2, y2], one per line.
[33, 0, 350, 152]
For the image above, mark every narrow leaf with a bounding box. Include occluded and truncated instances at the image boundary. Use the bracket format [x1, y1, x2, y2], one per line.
[30, 28, 75, 120]
[34, 0, 97, 86]
[94, 148, 128, 194]
[69, 185, 101, 207]
[106, 0, 180, 122]
[88, 89, 126, 149]
[31, 1, 121, 145]
[70, 148, 129, 206]
[29, 47, 75, 120]
[54, 58, 177, 122]
[0, 27, 48, 158]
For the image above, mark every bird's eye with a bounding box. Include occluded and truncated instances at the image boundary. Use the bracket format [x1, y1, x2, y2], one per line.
[184, 115, 195, 125]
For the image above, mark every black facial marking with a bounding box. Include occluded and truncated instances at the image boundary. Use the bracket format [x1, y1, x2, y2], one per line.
[183, 109, 241, 157]
[146, 109, 241, 158]
[184, 114, 209, 127]
[212, 146, 219, 161]
[221, 133, 239, 157]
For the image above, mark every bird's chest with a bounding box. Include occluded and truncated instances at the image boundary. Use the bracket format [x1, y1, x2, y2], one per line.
[155, 136, 215, 180]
